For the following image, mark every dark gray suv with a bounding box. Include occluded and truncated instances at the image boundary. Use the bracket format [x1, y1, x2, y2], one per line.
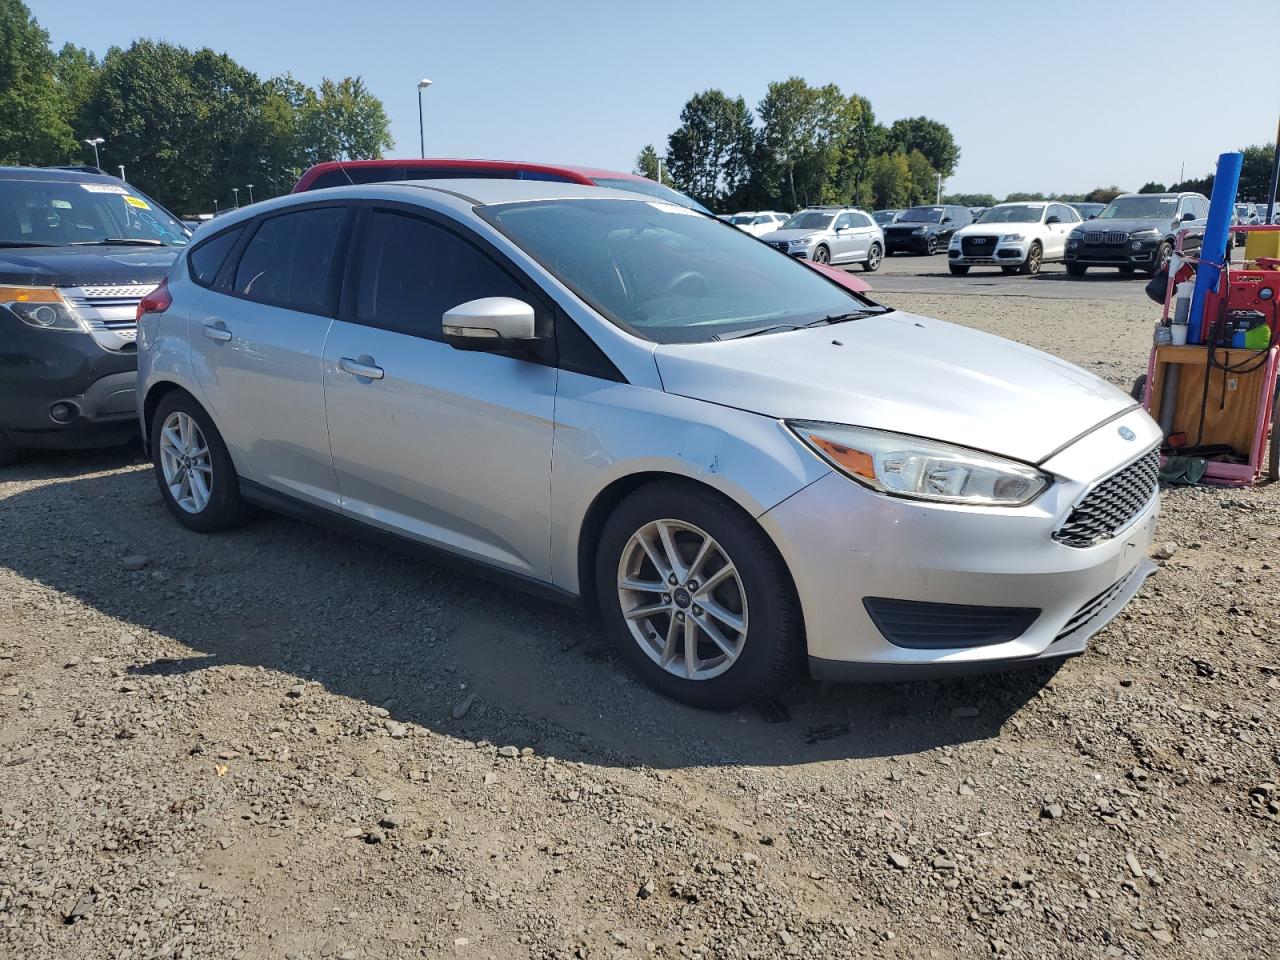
[1064, 192, 1208, 276]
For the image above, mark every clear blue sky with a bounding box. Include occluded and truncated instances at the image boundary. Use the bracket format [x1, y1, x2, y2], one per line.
[32, 0, 1280, 197]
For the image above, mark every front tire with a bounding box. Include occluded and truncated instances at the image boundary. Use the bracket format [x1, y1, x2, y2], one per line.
[1066, 263, 1088, 277]
[1018, 242, 1043, 275]
[862, 243, 882, 272]
[1149, 241, 1172, 275]
[811, 245, 830, 265]
[0, 432, 18, 468]
[925, 235, 939, 255]
[949, 264, 969, 276]
[151, 392, 254, 533]
[594, 481, 802, 709]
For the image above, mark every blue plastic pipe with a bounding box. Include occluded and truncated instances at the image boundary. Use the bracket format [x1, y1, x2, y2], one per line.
[1189, 151, 1243, 344]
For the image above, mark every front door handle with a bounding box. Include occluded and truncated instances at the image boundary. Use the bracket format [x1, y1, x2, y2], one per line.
[202, 321, 232, 342]
[339, 356, 384, 381]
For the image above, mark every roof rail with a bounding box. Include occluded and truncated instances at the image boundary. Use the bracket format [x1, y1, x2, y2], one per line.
[47, 164, 109, 176]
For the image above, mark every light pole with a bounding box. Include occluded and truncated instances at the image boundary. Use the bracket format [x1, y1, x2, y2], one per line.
[936, 172, 943, 204]
[232, 187, 240, 208]
[83, 137, 104, 168]
[117, 165, 126, 182]
[417, 78, 432, 158]
[656, 158, 664, 185]
[213, 199, 219, 214]
[246, 183, 255, 204]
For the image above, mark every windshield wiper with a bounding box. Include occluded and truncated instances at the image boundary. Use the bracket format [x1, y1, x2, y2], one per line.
[0, 240, 56, 248]
[70, 238, 168, 247]
[717, 306, 892, 341]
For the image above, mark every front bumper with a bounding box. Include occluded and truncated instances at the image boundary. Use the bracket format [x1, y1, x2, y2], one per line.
[949, 242, 1028, 266]
[1064, 238, 1160, 268]
[0, 317, 139, 447]
[885, 233, 933, 252]
[759, 408, 1161, 678]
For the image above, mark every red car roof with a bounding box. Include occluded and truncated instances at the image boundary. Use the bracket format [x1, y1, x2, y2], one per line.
[292, 158, 651, 193]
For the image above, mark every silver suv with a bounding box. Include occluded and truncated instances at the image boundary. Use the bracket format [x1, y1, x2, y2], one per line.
[760, 207, 884, 271]
[136, 179, 1161, 708]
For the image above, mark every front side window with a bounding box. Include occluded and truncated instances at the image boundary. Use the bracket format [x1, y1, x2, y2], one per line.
[833, 213, 853, 230]
[485, 198, 878, 344]
[356, 210, 526, 340]
[232, 206, 347, 314]
[0, 177, 188, 247]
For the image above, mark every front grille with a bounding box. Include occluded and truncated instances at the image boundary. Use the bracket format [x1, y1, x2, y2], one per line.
[863, 598, 1040, 649]
[770, 241, 788, 252]
[79, 284, 156, 299]
[1084, 231, 1127, 245]
[961, 235, 999, 256]
[1053, 448, 1159, 548]
[1054, 574, 1129, 642]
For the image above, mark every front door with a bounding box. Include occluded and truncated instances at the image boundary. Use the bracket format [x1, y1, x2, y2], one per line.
[190, 204, 350, 508]
[321, 208, 557, 580]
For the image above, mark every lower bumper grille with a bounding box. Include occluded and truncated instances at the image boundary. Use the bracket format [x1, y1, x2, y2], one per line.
[863, 597, 1040, 649]
[1054, 575, 1128, 642]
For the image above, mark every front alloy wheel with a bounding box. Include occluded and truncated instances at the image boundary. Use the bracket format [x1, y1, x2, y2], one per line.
[617, 519, 747, 681]
[158, 411, 212, 513]
[811, 245, 830, 264]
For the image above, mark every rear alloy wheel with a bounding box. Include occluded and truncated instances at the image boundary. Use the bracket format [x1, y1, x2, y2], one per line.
[1018, 241, 1043, 275]
[862, 243, 882, 272]
[152, 392, 254, 533]
[596, 482, 801, 709]
[811, 245, 830, 264]
[949, 264, 970, 276]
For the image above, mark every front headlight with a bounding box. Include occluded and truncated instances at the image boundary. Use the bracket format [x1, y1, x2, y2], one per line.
[912, 227, 927, 235]
[788, 421, 1052, 507]
[1129, 229, 1159, 240]
[0, 285, 89, 332]
[1000, 234, 1024, 242]
[790, 237, 813, 245]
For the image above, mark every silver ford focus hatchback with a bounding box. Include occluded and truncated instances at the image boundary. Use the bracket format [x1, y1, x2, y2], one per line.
[137, 180, 1161, 709]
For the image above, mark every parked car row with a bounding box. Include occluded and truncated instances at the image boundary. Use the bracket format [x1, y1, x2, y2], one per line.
[3, 161, 1163, 709]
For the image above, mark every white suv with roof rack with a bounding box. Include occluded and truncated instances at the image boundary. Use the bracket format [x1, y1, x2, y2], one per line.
[759, 207, 884, 271]
[948, 201, 1082, 276]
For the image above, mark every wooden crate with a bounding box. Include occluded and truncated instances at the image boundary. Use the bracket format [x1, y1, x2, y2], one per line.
[1146, 344, 1270, 455]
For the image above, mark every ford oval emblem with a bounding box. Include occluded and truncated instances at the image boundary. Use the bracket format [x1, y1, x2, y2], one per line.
[1118, 426, 1136, 442]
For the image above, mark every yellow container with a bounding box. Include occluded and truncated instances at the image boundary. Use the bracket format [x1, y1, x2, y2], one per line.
[1244, 230, 1280, 263]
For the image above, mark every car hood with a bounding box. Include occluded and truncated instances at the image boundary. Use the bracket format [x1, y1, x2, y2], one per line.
[759, 229, 821, 243]
[0, 245, 180, 287]
[885, 220, 940, 231]
[653, 311, 1135, 464]
[1070, 217, 1171, 235]
[954, 221, 1043, 237]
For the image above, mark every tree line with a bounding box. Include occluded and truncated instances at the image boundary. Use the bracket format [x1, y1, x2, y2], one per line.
[0, 0, 393, 213]
[634, 79, 961, 214]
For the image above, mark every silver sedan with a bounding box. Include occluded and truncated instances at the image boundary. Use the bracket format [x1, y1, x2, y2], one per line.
[136, 179, 1160, 708]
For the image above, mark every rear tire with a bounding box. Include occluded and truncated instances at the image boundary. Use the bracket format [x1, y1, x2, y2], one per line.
[1118, 265, 1136, 275]
[949, 264, 970, 276]
[862, 243, 882, 272]
[0, 432, 18, 468]
[594, 481, 803, 709]
[1066, 263, 1088, 277]
[151, 392, 254, 533]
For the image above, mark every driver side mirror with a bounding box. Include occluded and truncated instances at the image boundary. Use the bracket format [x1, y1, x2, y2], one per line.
[941, 216, 952, 224]
[1046, 215, 1061, 225]
[1180, 212, 1196, 222]
[442, 297, 538, 353]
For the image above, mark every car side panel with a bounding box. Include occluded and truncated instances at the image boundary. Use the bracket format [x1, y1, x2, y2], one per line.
[548, 370, 831, 595]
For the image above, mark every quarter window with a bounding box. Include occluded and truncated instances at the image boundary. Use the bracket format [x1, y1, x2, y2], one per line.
[188, 226, 243, 287]
[356, 210, 526, 341]
[232, 207, 348, 314]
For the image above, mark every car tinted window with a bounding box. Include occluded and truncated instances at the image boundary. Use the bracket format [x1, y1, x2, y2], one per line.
[232, 207, 347, 314]
[833, 213, 852, 230]
[188, 226, 243, 286]
[850, 212, 872, 228]
[1194, 197, 1209, 219]
[356, 210, 526, 341]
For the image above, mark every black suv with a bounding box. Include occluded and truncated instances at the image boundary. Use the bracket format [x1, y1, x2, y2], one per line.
[0, 167, 188, 465]
[883, 204, 973, 255]
[1064, 192, 1208, 276]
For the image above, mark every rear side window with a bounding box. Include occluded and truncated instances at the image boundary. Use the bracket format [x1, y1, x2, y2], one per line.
[356, 210, 526, 341]
[188, 226, 243, 287]
[232, 207, 347, 314]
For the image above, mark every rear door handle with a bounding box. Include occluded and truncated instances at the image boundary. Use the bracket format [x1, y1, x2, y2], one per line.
[202, 321, 232, 342]
[339, 356, 384, 381]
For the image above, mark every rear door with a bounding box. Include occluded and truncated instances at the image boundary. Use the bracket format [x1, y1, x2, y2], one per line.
[321, 206, 557, 579]
[190, 204, 351, 507]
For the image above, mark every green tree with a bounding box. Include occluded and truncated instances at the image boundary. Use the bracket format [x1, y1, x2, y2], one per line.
[887, 116, 960, 180]
[756, 78, 848, 210]
[943, 192, 996, 207]
[904, 149, 938, 205]
[1083, 185, 1124, 203]
[866, 152, 910, 209]
[1004, 191, 1047, 202]
[54, 42, 98, 130]
[1138, 181, 1167, 194]
[1238, 144, 1275, 201]
[300, 77, 393, 165]
[633, 144, 671, 186]
[0, 0, 76, 164]
[664, 89, 755, 211]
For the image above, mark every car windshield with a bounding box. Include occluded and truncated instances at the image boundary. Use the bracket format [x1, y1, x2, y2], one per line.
[485, 198, 876, 344]
[781, 211, 834, 230]
[729, 214, 754, 224]
[873, 210, 898, 224]
[589, 177, 712, 215]
[899, 206, 944, 223]
[0, 177, 188, 246]
[977, 204, 1044, 224]
[1099, 196, 1178, 220]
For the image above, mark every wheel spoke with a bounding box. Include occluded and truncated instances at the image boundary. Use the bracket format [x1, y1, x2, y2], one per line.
[161, 426, 183, 452]
[636, 532, 672, 583]
[699, 598, 745, 634]
[694, 563, 734, 597]
[655, 521, 687, 581]
[686, 536, 713, 584]
[190, 470, 210, 511]
[683, 616, 698, 679]
[693, 613, 737, 660]
[620, 576, 665, 593]
[660, 616, 680, 667]
[624, 601, 669, 622]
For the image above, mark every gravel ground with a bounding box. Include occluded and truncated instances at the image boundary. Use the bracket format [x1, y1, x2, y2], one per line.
[2, 286, 1278, 960]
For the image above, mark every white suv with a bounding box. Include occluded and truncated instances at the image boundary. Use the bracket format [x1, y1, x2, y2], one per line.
[948, 201, 1082, 276]
[727, 211, 788, 237]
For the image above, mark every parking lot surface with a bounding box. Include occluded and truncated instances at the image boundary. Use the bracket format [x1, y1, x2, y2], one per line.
[2, 265, 1278, 960]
